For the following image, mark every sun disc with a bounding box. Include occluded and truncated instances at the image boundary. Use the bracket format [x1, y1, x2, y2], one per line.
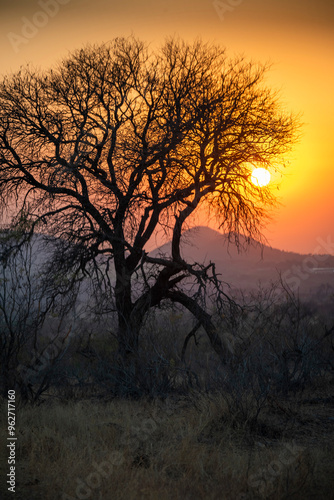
[251, 168, 271, 187]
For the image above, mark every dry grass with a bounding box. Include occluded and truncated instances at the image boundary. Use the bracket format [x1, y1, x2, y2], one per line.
[1, 385, 334, 500]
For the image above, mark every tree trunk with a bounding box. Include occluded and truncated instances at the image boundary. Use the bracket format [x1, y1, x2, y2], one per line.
[115, 310, 145, 396]
[114, 261, 144, 395]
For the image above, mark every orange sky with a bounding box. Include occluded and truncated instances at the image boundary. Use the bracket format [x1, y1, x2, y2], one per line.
[1, 0, 333, 254]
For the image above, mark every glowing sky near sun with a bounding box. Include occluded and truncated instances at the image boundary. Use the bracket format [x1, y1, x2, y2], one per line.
[0, 0, 333, 254]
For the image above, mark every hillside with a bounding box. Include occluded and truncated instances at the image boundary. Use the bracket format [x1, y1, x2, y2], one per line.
[150, 226, 334, 300]
[2, 227, 333, 305]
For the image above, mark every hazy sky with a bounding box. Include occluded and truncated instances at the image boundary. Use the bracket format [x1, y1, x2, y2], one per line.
[1, 0, 333, 254]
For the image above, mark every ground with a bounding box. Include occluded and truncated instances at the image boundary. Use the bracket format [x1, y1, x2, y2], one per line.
[1, 380, 334, 500]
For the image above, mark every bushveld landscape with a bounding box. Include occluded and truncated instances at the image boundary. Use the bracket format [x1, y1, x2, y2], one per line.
[0, 9, 333, 497]
[1, 227, 334, 500]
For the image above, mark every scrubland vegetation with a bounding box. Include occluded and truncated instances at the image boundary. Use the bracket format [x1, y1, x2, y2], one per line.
[1, 377, 334, 499]
[1, 384, 333, 500]
[1, 271, 334, 500]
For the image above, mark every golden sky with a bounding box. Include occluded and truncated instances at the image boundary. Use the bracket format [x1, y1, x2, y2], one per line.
[1, 0, 333, 254]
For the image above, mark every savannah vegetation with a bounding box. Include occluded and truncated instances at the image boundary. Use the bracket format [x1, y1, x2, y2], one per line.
[0, 37, 333, 499]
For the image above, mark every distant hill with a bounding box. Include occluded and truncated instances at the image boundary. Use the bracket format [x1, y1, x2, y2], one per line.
[2, 227, 333, 308]
[150, 226, 334, 300]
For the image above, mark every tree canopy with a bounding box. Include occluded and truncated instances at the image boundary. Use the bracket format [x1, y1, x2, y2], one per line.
[0, 37, 298, 379]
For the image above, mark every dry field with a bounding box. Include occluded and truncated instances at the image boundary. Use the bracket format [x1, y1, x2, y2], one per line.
[1, 381, 334, 500]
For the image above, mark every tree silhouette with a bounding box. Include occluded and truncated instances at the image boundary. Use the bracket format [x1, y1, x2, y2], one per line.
[0, 37, 298, 387]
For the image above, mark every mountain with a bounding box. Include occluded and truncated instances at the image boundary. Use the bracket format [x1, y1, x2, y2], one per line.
[150, 226, 334, 299]
[2, 227, 333, 306]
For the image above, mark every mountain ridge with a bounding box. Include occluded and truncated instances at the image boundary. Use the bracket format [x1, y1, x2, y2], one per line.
[150, 226, 334, 297]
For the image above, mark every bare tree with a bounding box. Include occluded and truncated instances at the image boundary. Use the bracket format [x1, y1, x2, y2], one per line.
[0, 231, 79, 401]
[0, 37, 298, 387]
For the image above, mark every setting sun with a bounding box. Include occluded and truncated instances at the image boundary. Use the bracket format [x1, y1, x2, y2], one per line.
[251, 168, 271, 187]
